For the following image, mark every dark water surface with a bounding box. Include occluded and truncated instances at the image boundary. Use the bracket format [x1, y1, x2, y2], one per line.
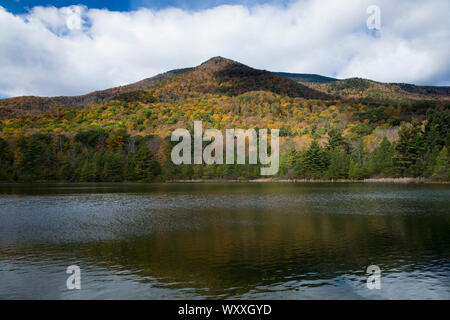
[0, 182, 449, 299]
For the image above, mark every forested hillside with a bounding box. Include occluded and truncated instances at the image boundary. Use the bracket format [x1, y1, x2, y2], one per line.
[0, 57, 448, 182]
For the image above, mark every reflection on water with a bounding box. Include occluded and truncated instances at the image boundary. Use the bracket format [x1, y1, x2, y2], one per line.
[0, 183, 449, 299]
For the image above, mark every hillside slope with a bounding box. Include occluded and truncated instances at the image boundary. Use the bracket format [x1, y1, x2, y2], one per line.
[2, 57, 449, 119]
[0, 67, 191, 119]
[298, 77, 450, 102]
[0, 57, 448, 183]
[0, 57, 330, 119]
[149, 57, 330, 101]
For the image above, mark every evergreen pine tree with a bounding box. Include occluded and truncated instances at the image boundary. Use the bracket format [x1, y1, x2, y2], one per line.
[432, 147, 448, 180]
[393, 120, 425, 177]
[367, 137, 393, 177]
[327, 148, 350, 179]
[303, 140, 327, 179]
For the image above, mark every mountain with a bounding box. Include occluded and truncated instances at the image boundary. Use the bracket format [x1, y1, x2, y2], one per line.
[0, 67, 192, 119]
[0, 57, 329, 119]
[274, 72, 338, 83]
[290, 77, 450, 102]
[185, 57, 329, 99]
[1, 56, 449, 119]
[0, 57, 448, 183]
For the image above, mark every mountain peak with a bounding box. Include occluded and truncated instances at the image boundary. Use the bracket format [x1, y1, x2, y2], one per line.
[181, 56, 330, 99]
[197, 56, 242, 73]
[201, 56, 237, 64]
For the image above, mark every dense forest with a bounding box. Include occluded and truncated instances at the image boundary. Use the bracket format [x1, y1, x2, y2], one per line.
[0, 57, 448, 182]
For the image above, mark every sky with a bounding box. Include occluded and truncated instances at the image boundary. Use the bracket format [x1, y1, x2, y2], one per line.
[0, 0, 449, 98]
[1, 0, 287, 13]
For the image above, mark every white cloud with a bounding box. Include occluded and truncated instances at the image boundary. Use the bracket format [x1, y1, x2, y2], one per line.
[0, 0, 449, 97]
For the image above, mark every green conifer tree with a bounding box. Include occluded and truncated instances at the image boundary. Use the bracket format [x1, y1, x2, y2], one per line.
[432, 147, 448, 180]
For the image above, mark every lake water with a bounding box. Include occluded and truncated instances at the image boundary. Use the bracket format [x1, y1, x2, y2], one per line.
[0, 182, 449, 299]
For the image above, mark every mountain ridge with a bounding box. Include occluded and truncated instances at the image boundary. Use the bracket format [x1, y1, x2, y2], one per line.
[0, 56, 330, 118]
[0, 56, 449, 119]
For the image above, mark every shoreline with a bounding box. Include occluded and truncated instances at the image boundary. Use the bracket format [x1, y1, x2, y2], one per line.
[0, 178, 448, 185]
[167, 178, 449, 184]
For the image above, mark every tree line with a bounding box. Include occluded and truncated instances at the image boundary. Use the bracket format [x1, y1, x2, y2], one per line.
[0, 109, 448, 182]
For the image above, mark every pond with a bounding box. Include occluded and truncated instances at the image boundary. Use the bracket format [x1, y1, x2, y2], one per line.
[0, 182, 449, 299]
